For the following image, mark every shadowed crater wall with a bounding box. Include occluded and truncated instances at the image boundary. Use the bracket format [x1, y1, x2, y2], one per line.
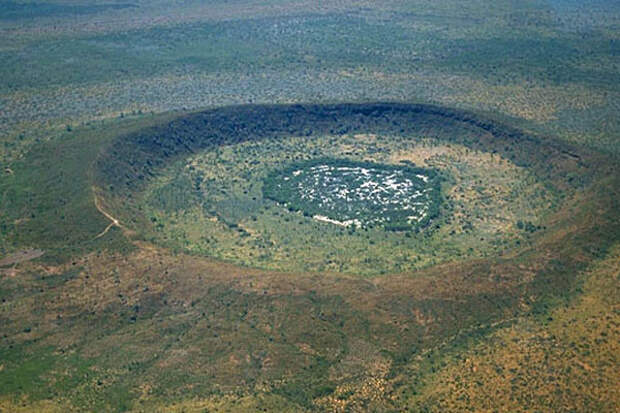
[95, 102, 586, 198]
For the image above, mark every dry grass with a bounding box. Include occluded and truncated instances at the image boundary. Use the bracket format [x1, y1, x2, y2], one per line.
[410, 244, 620, 412]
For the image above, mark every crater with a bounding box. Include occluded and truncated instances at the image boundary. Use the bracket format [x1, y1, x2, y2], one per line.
[94, 102, 583, 275]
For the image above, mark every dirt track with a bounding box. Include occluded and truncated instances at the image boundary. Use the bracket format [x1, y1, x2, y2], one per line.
[93, 189, 123, 239]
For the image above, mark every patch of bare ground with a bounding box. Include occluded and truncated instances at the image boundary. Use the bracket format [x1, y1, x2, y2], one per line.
[0, 249, 44, 267]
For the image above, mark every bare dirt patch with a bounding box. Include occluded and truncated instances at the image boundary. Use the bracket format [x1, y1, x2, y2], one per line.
[0, 248, 44, 267]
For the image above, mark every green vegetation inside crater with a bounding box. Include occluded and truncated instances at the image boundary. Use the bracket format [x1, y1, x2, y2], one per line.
[262, 158, 441, 231]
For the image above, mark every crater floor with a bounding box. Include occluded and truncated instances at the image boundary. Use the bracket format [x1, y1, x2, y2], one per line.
[262, 158, 441, 230]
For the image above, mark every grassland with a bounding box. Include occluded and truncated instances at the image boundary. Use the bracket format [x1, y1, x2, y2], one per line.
[0, 1, 619, 412]
[408, 244, 620, 412]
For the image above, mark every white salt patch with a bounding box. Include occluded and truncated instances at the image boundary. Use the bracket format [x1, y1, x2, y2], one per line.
[313, 215, 361, 227]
